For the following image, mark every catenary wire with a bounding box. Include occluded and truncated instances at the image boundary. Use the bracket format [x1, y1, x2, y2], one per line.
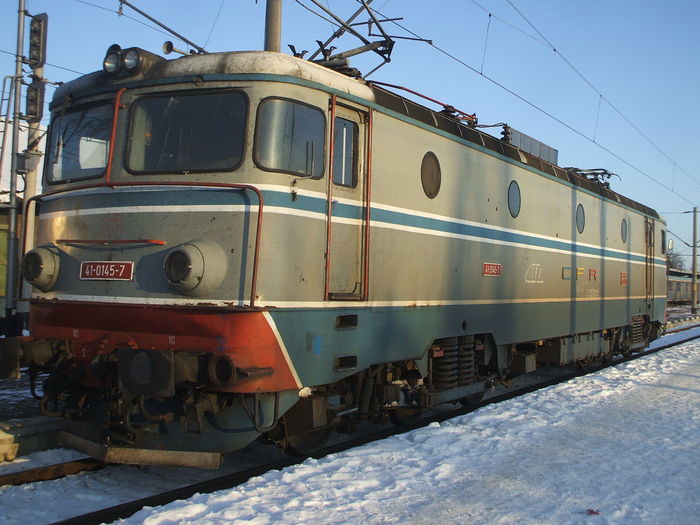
[203, 0, 225, 48]
[362, 3, 697, 207]
[0, 48, 84, 75]
[503, 0, 700, 190]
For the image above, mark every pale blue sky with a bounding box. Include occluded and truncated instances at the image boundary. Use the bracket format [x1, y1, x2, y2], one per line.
[2, 0, 699, 264]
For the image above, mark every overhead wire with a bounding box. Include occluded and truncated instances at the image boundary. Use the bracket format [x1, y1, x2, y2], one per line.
[72, 0, 173, 40]
[503, 0, 700, 190]
[364, 3, 698, 207]
[203, 0, 225, 48]
[0, 48, 84, 75]
[468, 0, 548, 48]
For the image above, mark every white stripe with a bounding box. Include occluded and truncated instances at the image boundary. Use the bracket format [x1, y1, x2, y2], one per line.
[32, 293, 667, 309]
[37, 184, 664, 265]
[262, 311, 302, 388]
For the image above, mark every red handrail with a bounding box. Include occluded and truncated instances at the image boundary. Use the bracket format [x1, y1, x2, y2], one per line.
[56, 239, 166, 246]
[323, 94, 337, 300]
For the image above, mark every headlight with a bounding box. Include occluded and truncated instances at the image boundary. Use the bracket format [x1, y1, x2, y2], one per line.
[123, 48, 140, 71]
[103, 44, 122, 74]
[22, 245, 60, 291]
[164, 245, 203, 290]
[163, 241, 226, 295]
[101, 45, 165, 76]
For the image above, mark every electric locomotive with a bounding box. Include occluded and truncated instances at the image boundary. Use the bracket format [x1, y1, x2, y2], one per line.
[0, 44, 666, 467]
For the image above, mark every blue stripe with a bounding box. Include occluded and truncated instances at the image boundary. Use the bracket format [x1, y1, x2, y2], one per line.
[41, 186, 660, 265]
[263, 189, 659, 265]
[369, 206, 648, 263]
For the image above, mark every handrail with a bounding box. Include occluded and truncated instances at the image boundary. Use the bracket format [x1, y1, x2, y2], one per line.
[22, 181, 265, 308]
[56, 239, 166, 246]
[105, 88, 127, 184]
[323, 94, 337, 300]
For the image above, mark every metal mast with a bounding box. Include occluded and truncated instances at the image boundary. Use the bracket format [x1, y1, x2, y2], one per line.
[5, 0, 26, 328]
[265, 0, 282, 52]
[693, 207, 697, 314]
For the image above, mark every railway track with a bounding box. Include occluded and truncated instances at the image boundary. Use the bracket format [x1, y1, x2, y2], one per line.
[7, 324, 687, 525]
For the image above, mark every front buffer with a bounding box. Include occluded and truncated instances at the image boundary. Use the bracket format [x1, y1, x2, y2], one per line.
[5, 303, 301, 468]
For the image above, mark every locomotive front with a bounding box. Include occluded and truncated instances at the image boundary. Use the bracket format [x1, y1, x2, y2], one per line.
[0, 48, 327, 467]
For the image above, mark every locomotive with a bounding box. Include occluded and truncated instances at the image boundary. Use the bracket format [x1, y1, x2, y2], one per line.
[0, 39, 667, 467]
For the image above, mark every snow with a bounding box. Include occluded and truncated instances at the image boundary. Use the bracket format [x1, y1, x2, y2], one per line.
[1, 331, 699, 524]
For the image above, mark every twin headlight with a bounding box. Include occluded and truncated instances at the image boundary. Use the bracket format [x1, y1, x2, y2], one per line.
[22, 241, 226, 296]
[103, 44, 164, 76]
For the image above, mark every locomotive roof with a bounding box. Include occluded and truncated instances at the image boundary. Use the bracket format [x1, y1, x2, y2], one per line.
[53, 50, 659, 219]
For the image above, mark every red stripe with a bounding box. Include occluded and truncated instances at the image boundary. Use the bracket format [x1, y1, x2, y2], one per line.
[30, 302, 299, 393]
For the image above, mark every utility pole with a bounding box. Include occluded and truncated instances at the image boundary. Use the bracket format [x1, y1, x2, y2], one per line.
[265, 0, 282, 52]
[693, 207, 697, 314]
[5, 0, 26, 332]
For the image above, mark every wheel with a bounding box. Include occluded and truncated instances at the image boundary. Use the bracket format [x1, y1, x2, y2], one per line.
[284, 426, 333, 456]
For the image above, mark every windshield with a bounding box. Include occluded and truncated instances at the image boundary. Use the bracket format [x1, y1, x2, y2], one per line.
[46, 103, 113, 183]
[127, 91, 247, 173]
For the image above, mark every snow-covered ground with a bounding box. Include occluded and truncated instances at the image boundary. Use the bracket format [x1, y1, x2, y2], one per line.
[1, 329, 699, 524]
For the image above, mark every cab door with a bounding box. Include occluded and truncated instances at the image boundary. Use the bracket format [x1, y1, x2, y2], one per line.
[324, 98, 369, 300]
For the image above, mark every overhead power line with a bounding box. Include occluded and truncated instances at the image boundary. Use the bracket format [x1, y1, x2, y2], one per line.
[365, 2, 698, 207]
[72, 0, 174, 41]
[0, 48, 84, 75]
[503, 0, 700, 190]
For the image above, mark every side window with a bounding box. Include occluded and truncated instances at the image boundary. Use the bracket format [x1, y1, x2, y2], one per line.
[576, 203, 585, 234]
[255, 98, 325, 178]
[661, 229, 667, 254]
[420, 151, 441, 199]
[332, 117, 358, 187]
[508, 180, 521, 218]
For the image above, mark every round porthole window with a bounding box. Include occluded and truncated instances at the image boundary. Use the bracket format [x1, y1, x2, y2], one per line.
[421, 151, 441, 199]
[621, 218, 628, 244]
[576, 203, 585, 234]
[508, 180, 521, 218]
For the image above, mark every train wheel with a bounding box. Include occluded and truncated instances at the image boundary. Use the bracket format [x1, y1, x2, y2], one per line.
[284, 426, 333, 456]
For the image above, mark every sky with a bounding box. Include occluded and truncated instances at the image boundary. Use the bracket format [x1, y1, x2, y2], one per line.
[1, 0, 699, 265]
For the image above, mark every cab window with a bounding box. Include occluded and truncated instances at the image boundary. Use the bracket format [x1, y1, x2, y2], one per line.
[333, 117, 358, 187]
[46, 102, 113, 183]
[127, 90, 247, 173]
[254, 98, 325, 178]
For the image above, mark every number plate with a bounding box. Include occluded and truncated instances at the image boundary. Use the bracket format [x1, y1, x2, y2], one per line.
[80, 261, 134, 281]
